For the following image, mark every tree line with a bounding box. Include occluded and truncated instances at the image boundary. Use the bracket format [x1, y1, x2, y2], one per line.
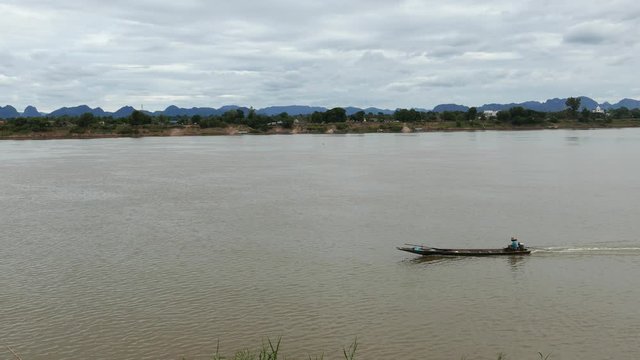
[2, 99, 640, 134]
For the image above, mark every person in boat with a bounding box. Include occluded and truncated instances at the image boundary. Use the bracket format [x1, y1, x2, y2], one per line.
[510, 237, 519, 250]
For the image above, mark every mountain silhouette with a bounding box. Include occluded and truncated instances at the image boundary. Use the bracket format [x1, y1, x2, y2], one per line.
[22, 105, 41, 117]
[48, 105, 106, 117]
[1, 97, 639, 119]
[0, 105, 20, 119]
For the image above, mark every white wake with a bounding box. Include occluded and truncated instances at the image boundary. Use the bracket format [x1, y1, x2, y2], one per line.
[532, 246, 640, 255]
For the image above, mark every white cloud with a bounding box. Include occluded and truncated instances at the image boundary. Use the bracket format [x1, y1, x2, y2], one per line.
[1, 0, 639, 111]
[0, 74, 19, 85]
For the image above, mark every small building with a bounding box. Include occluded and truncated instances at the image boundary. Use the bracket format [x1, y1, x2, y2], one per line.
[592, 106, 605, 114]
[483, 110, 499, 118]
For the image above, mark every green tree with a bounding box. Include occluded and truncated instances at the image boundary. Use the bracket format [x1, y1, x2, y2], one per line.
[350, 110, 365, 122]
[611, 107, 630, 119]
[324, 107, 347, 123]
[77, 112, 95, 127]
[424, 111, 438, 122]
[441, 111, 457, 122]
[565, 97, 581, 117]
[509, 106, 527, 120]
[505, 106, 545, 125]
[222, 110, 244, 124]
[129, 110, 152, 126]
[247, 108, 256, 120]
[277, 112, 294, 128]
[580, 108, 591, 122]
[466, 107, 478, 121]
[496, 110, 511, 123]
[310, 111, 324, 123]
[394, 109, 421, 122]
[156, 115, 170, 125]
[191, 114, 202, 124]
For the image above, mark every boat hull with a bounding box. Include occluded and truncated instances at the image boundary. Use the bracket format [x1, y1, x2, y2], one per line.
[397, 245, 531, 256]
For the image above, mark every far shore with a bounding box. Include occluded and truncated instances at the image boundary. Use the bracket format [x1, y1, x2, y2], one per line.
[2, 120, 639, 140]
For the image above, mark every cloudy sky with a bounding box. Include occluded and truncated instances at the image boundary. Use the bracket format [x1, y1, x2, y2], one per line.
[1, 0, 639, 112]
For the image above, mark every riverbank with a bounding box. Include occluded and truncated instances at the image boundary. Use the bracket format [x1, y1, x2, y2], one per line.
[1, 119, 639, 140]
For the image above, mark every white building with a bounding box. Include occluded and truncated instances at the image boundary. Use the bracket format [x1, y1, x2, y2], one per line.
[592, 106, 605, 114]
[483, 110, 499, 118]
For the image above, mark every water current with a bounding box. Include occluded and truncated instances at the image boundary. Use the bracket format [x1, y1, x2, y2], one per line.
[1, 129, 640, 359]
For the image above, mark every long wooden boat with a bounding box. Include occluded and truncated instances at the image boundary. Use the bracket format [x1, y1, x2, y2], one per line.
[397, 244, 531, 256]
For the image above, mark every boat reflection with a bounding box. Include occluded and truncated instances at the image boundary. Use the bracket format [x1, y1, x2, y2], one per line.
[507, 254, 527, 269]
[408, 255, 468, 265]
[402, 254, 531, 269]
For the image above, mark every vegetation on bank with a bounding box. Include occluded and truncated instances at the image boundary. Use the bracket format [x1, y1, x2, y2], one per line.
[198, 338, 357, 360]
[1, 98, 639, 139]
[177, 338, 552, 360]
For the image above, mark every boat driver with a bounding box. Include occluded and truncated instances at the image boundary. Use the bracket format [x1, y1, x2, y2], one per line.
[511, 237, 519, 250]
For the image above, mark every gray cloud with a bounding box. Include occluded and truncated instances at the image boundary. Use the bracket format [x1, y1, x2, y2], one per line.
[1, 0, 639, 112]
[564, 32, 606, 45]
[564, 21, 624, 45]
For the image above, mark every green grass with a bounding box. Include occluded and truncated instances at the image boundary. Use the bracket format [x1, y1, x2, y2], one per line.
[4, 340, 553, 359]
[179, 339, 552, 360]
[186, 338, 350, 360]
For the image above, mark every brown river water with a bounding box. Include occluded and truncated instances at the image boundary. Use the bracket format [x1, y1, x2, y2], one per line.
[1, 129, 640, 359]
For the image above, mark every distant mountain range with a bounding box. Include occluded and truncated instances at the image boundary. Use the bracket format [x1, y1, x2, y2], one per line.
[0, 104, 395, 118]
[433, 97, 640, 113]
[2, 97, 640, 119]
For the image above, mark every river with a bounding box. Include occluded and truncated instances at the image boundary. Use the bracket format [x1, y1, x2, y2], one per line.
[1, 129, 640, 359]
